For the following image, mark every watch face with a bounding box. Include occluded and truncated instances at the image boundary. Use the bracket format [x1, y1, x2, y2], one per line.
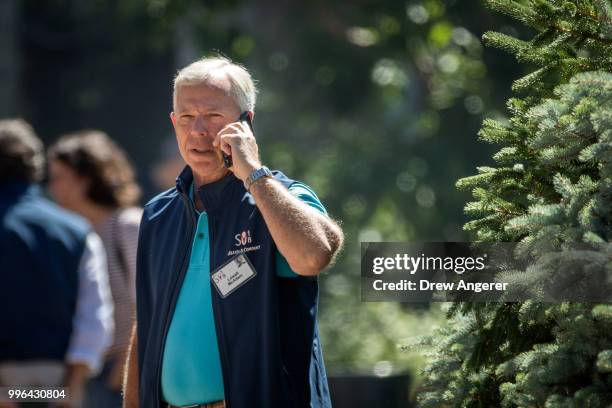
[249, 167, 271, 184]
[246, 167, 272, 191]
[254, 167, 270, 179]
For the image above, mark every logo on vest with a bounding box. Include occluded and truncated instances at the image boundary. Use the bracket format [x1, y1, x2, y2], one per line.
[228, 229, 261, 256]
[235, 230, 252, 247]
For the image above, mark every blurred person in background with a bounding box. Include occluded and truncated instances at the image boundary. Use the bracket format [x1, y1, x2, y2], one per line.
[47, 130, 142, 408]
[0, 119, 114, 408]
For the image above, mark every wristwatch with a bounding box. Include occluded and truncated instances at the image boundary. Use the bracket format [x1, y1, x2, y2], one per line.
[244, 166, 273, 192]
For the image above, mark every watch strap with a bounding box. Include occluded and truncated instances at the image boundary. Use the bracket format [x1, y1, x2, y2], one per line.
[244, 166, 273, 191]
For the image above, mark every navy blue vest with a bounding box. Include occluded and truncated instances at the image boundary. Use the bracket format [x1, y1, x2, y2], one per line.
[136, 167, 331, 408]
[0, 182, 88, 361]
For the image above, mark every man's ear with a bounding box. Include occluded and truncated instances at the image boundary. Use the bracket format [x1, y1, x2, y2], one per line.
[170, 112, 177, 126]
[247, 111, 254, 122]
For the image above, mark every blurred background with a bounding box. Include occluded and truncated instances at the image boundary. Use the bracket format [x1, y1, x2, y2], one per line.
[0, 0, 532, 405]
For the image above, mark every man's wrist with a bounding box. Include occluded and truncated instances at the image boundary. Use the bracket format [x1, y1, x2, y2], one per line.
[244, 166, 273, 192]
[248, 175, 275, 194]
[240, 162, 260, 180]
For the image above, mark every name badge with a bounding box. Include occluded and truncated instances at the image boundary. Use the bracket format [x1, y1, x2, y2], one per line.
[211, 254, 257, 298]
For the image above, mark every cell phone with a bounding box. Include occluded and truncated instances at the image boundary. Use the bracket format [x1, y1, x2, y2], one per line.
[223, 111, 253, 168]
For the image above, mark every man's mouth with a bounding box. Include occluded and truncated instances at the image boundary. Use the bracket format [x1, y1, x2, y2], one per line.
[190, 147, 213, 154]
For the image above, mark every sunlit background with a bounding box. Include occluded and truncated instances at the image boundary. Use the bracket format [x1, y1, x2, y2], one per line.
[0, 0, 532, 404]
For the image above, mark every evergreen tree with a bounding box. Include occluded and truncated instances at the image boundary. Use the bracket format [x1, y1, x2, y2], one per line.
[416, 0, 612, 406]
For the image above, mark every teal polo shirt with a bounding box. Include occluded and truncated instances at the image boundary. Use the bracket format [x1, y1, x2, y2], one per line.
[161, 181, 327, 406]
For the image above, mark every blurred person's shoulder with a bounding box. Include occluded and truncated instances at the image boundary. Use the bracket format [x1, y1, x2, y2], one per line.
[6, 185, 91, 237]
[112, 207, 144, 240]
[117, 206, 144, 226]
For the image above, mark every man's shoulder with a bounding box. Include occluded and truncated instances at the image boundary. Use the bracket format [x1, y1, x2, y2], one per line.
[143, 187, 180, 209]
[269, 170, 317, 192]
[270, 169, 295, 189]
[270, 171, 319, 197]
[284, 178, 327, 216]
[141, 186, 182, 223]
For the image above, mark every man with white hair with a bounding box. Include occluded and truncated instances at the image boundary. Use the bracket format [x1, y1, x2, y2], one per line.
[123, 57, 343, 408]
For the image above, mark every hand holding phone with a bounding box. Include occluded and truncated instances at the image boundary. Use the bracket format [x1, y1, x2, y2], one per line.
[223, 111, 253, 168]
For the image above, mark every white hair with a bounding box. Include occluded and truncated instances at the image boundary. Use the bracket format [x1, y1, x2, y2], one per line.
[173, 56, 257, 112]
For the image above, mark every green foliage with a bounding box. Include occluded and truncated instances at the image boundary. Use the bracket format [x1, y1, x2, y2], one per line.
[16, 0, 522, 379]
[417, 0, 612, 407]
[248, 1, 513, 375]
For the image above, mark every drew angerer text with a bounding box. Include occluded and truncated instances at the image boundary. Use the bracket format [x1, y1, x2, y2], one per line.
[372, 279, 508, 292]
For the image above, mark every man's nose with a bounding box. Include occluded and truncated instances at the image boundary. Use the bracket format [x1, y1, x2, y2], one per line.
[191, 116, 211, 137]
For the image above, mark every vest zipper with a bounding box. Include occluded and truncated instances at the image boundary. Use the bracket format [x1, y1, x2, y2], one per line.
[208, 214, 232, 408]
[154, 193, 197, 406]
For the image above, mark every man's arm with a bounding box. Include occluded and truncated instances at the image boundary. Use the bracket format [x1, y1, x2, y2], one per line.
[215, 118, 344, 276]
[249, 178, 344, 276]
[123, 323, 139, 408]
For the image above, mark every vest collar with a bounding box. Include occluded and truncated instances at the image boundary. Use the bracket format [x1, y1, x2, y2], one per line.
[175, 166, 241, 213]
[175, 165, 194, 194]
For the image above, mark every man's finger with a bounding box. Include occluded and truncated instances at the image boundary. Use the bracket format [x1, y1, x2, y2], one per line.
[225, 122, 246, 133]
[213, 123, 243, 148]
[219, 122, 250, 139]
[219, 133, 240, 155]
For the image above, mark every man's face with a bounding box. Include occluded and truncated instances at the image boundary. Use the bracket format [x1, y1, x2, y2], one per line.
[171, 82, 241, 185]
